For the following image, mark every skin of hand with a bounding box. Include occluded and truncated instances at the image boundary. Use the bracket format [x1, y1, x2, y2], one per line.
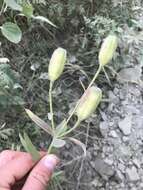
[0, 150, 59, 190]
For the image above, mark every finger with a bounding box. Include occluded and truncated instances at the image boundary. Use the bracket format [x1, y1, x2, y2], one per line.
[0, 150, 23, 168]
[0, 150, 45, 169]
[0, 152, 45, 189]
[22, 155, 59, 190]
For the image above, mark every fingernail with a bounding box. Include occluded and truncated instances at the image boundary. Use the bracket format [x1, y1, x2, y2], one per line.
[44, 155, 59, 171]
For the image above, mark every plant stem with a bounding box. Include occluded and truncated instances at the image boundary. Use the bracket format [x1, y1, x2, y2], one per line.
[88, 65, 102, 89]
[60, 119, 81, 137]
[47, 138, 54, 154]
[49, 81, 55, 131]
[0, 1, 5, 16]
[62, 65, 102, 128]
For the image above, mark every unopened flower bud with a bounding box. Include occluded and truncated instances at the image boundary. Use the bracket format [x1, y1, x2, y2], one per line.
[99, 35, 118, 66]
[76, 86, 102, 121]
[48, 47, 67, 81]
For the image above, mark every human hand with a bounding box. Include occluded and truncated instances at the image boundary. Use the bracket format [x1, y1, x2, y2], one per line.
[0, 150, 59, 190]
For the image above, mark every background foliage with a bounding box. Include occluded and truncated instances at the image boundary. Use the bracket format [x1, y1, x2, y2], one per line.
[0, 0, 143, 188]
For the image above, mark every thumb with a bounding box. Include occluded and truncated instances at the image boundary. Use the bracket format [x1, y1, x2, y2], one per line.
[22, 155, 59, 190]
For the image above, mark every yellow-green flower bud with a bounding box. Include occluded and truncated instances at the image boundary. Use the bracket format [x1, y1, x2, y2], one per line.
[99, 35, 118, 66]
[48, 47, 67, 81]
[76, 86, 102, 121]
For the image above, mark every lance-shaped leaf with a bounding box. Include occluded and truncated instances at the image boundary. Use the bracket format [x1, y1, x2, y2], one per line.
[25, 109, 53, 135]
[32, 15, 57, 28]
[55, 119, 68, 137]
[19, 132, 40, 161]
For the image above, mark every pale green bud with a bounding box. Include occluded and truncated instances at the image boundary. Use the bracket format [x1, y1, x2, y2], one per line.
[99, 35, 118, 66]
[48, 47, 67, 81]
[76, 86, 102, 121]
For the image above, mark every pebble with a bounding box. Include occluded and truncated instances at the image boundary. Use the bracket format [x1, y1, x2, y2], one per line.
[99, 121, 108, 137]
[122, 136, 129, 142]
[115, 170, 124, 183]
[93, 158, 115, 180]
[126, 166, 140, 182]
[104, 158, 113, 165]
[116, 66, 142, 83]
[118, 116, 132, 135]
[109, 130, 118, 138]
[133, 159, 140, 168]
[118, 163, 125, 173]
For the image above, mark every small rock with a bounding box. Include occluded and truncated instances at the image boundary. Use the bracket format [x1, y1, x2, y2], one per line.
[104, 158, 113, 165]
[133, 159, 140, 168]
[108, 91, 119, 103]
[119, 145, 131, 157]
[118, 116, 132, 135]
[126, 166, 139, 182]
[94, 158, 115, 180]
[117, 66, 142, 83]
[140, 183, 143, 188]
[115, 170, 124, 183]
[99, 121, 108, 137]
[118, 163, 125, 173]
[109, 130, 118, 138]
[122, 136, 129, 142]
[91, 178, 99, 187]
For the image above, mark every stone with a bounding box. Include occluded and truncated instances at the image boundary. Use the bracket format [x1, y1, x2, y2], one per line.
[133, 159, 140, 168]
[126, 166, 139, 182]
[117, 66, 142, 83]
[94, 158, 115, 180]
[118, 163, 125, 173]
[122, 136, 129, 142]
[108, 90, 118, 103]
[118, 116, 132, 135]
[115, 170, 124, 183]
[104, 158, 113, 165]
[99, 121, 108, 137]
[109, 130, 118, 138]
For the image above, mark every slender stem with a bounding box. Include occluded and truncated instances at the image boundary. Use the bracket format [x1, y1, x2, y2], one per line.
[0, 1, 5, 16]
[88, 65, 102, 89]
[62, 65, 102, 129]
[60, 119, 81, 137]
[47, 138, 54, 154]
[49, 81, 55, 131]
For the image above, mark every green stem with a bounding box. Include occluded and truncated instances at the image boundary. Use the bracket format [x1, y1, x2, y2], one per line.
[88, 65, 102, 89]
[0, 1, 5, 16]
[47, 138, 54, 154]
[62, 65, 102, 129]
[60, 119, 81, 137]
[49, 81, 55, 131]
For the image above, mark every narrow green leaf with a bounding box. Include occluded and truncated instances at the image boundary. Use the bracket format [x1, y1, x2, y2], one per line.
[25, 109, 53, 135]
[52, 138, 66, 148]
[19, 133, 40, 161]
[32, 15, 57, 28]
[1, 22, 22, 44]
[4, 0, 22, 11]
[19, 133, 28, 151]
[52, 171, 64, 179]
[55, 119, 67, 137]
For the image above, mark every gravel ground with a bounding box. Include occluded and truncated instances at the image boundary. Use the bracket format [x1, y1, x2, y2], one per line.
[60, 63, 143, 190]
